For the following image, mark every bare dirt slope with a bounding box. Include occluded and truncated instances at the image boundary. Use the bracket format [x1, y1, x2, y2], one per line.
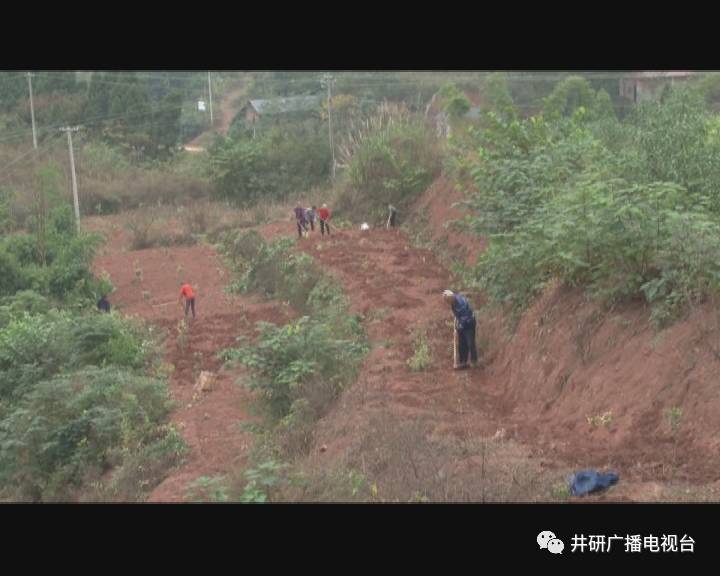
[292, 212, 720, 500]
[413, 174, 485, 266]
[90, 219, 293, 502]
[414, 176, 720, 494]
[87, 176, 720, 501]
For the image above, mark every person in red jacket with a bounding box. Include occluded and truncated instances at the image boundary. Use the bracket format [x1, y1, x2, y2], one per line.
[318, 203, 331, 236]
[179, 282, 196, 319]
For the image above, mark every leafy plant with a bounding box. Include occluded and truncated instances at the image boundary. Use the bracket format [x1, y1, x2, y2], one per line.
[587, 411, 613, 429]
[0, 366, 180, 501]
[407, 326, 432, 371]
[451, 87, 720, 323]
[187, 476, 229, 502]
[239, 460, 286, 502]
[665, 406, 683, 435]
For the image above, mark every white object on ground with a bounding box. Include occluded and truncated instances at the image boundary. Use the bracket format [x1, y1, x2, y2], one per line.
[360, 222, 370, 231]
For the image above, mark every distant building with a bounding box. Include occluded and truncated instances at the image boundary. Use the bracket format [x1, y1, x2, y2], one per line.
[240, 95, 323, 132]
[619, 71, 701, 103]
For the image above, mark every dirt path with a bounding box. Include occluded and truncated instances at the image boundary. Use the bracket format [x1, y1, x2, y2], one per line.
[184, 79, 247, 151]
[297, 229, 501, 443]
[92, 227, 292, 501]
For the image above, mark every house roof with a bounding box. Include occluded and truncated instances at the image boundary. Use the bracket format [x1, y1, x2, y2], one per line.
[247, 95, 323, 115]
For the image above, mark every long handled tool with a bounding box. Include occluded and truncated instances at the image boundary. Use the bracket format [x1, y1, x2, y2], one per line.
[453, 321, 460, 368]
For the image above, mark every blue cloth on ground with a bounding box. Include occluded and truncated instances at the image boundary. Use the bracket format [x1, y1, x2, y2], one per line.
[569, 470, 619, 496]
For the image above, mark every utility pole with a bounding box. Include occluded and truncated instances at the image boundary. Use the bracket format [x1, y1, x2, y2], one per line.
[60, 126, 81, 233]
[27, 72, 37, 149]
[321, 73, 336, 180]
[208, 71, 214, 126]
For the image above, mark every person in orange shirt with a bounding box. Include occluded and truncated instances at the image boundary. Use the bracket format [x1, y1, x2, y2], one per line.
[179, 282, 196, 319]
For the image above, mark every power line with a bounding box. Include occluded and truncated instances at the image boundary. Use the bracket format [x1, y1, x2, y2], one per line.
[246, 71, 645, 85]
[30, 71, 213, 83]
[22, 71, 706, 93]
[28, 71, 245, 93]
[0, 130, 65, 183]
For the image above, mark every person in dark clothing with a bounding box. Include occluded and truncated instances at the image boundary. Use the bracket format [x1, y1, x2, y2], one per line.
[443, 289, 478, 369]
[97, 294, 111, 313]
[306, 206, 317, 232]
[294, 204, 308, 238]
[387, 204, 398, 229]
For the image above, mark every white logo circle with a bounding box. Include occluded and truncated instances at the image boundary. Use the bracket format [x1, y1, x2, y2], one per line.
[537, 531, 556, 549]
[547, 538, 565, 555]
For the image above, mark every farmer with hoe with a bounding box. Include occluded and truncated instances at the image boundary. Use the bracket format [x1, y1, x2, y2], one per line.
[443, 289, 478, 369]
[179, 281, 197, 320]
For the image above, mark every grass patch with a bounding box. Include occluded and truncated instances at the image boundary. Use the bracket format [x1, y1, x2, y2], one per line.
[407, 325, 432, 371]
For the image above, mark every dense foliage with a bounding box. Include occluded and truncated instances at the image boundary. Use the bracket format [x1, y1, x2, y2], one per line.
[0, 181, 183, 500]
[208, 125, 330, 205]
[451, 81, 720, 326]
[221, 232, 368, 428]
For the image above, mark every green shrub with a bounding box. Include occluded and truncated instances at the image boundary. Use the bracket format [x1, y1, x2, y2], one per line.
[208, 125, 330, 206]
[226, 315, 367, 420]
[0, 311, 154, 403]
[483, 72, 518, 122]
[543, 76, 604, 121]
[0, 206, 104, 303]
[0, 366, 179, 501]
[452, 84, 720, 323]
[631, 87, 720, 210]
[227, 236, 323, 313]
[335, 104, 440, 223]
[239, 460, 287, 502]
[96, 426, 185, 502]
[221, 235, 368, 450]
[187, 475, 230, 503]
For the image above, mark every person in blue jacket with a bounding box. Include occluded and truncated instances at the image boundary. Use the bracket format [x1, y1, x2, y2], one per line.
[97, 294, 111, 313]
[443, 289, 478, 369]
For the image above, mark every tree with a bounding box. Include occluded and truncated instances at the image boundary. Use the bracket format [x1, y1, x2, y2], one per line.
[438, 83, 471, 119]
[149, 91, 183, 156]
[543, 76, 597, 120]
[33, 72, 80, 95]
[0, 73, 26, 113]
[85, 72, 113, 120]
[102, 77, 153, 153]
[633, 87, 720, 209]
[593, 89, 617, 121]
[484, 72, 517, 121]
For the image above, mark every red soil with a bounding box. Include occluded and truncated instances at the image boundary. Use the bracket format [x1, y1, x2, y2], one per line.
[87, 174, 720, 501]
[295, 200, 720, 499]
[91, 220, 293, 502]
[414, 174, 485, 266]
